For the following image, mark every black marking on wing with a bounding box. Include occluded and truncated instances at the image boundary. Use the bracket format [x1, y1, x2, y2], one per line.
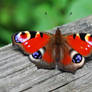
[30, 31, 43, 38]
[40, 33, 43, 37]
[43, 47, 46, 52]
[79, 33, 87, 41]
[30, 31, 37, 39]
[90, 35, 92, 37]
[73, 34, 76, 39]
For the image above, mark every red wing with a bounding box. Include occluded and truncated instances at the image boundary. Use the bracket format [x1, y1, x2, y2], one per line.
[12, 31, 55, 69]
[65, 33, 92, 56]
[12, 31, 51, 54]
[22, 33, 50, 54]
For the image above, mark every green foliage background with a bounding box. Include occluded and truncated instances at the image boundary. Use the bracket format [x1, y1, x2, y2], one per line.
[0, 0, 92, 47]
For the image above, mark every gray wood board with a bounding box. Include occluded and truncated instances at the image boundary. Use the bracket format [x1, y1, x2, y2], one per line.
[1, 16, 92, 92]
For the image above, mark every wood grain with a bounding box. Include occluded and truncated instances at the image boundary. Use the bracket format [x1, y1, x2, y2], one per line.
[1, 16, 92, 92]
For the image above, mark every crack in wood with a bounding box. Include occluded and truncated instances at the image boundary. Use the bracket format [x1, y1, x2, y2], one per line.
[20, 72, 61, 92]
[49, 72, 89, 92]
[0, 64, 33, 79]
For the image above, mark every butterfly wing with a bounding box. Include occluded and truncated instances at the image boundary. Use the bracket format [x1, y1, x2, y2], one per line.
[12, 31, 55, 69]
[66, 33, 92, 56]
[58, 49, 85, 72]
[58, 33, 92, 72]
[12, 31, 51, 54]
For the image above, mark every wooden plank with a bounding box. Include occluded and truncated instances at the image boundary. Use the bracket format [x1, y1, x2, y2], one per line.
[0, 16, 92, 92]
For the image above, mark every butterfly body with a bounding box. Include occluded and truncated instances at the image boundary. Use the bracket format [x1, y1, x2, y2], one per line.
[12, 28, 92, 72]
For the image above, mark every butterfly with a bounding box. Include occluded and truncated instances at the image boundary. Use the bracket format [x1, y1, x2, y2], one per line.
[12, 28, 92, 72]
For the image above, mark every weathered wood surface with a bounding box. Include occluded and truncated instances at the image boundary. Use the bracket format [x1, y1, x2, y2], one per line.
[1, 16, 92, 92]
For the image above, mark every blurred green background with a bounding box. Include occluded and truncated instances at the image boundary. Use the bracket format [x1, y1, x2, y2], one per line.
[0, 0, 92, 47]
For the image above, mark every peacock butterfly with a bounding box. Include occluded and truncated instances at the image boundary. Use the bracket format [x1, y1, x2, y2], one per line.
[12, 28, 92, 72]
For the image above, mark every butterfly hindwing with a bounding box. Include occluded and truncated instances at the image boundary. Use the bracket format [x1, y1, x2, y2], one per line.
[29, 47, 55, 69]
[58, 49, 85, 72]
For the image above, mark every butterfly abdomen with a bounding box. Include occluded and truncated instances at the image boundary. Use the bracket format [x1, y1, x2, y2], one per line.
[54, 28, 69, 62]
